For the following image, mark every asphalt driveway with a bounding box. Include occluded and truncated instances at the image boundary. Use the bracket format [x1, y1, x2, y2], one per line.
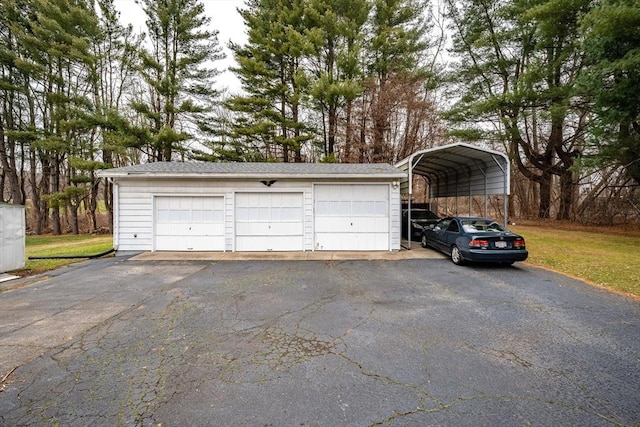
[0, 255, 638, 426]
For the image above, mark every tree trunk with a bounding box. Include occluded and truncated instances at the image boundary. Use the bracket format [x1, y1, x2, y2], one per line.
[0, 123, 24, 205]
[328, 106, 337, 156]
[105, 179, 113, 234]
[557, 169, 576, 220]
[70, 204, 79, 235]
[89, 179, 99, 232]
[34, 155, 50, 234]
[372, 95, 386, 161]
[538, 172, 552, 219]
[344, 100, 353, 162]
[51, 155, 62, 235]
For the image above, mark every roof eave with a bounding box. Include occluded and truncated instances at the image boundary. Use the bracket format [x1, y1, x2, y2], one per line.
[98, 171, 407, 180]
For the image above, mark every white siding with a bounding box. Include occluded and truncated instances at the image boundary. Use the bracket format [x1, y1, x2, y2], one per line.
[303, 191, 314, 250]
[117, 187, 153, 251]
[224, 195, 234, 251]
[390, 185, 401, 250]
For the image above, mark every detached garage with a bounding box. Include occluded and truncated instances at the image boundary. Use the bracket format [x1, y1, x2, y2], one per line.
[98, 162, 405, 253]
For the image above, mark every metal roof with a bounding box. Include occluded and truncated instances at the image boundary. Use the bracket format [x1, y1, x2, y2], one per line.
[98, 161, 406, 180]
[395, 142, 510, 198]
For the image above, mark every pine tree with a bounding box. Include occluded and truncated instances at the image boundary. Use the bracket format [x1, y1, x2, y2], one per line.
[446, 0, 590, 219]
[0, 0, 29, 205]
[305, 0, 369, 159]
[134, 0, 224, 161]
[226, 0, 314, 162]
[367, 0, 431, 162]
[580, 0, 640, 186]
[15, 0, 100, 233]
[88, 0, 141, 232]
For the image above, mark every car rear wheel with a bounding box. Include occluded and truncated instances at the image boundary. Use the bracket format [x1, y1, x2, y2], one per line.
[421, 234, 428, 248]
[451, 245, 464, 265]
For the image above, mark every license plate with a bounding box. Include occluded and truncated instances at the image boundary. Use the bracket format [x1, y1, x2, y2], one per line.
[495, 241, 507, 248]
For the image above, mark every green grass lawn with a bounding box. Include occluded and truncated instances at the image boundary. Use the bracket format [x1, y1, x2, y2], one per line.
[20, 234, 114, 276]
[511, 224, 640, 297]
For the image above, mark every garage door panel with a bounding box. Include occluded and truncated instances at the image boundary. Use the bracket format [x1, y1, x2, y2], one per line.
[315, 232, 388, 251]
[236, 222, 302, 236]
[269, 222, 304, 235]
[236, 236, 303, 252]
[235, 192, 304, 251]
[313, 217, 329, 232]
[356, 217, 389, 233]
[156, 223, 189, 235]
[189, 236, 225, 251]
[314, 184, 390, 251]
[189, 223, 225, 235]
[156, 235, 225, 251]
[155, 196, 225, 251]
[236, 222, 272, 236]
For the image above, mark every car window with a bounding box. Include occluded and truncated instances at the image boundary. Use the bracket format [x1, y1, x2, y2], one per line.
[434, 219, 450, 231]
[461, 220, 506, 233]
[446, 220, 459, 232]
[486, 222, 505, 231]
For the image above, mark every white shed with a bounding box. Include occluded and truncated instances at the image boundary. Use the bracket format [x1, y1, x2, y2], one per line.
[0, 203, 25, 272]
[98, 162, 406, 253]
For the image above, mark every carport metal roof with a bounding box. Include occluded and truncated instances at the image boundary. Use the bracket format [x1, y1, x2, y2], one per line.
[395, 142, 510, 199]
[395, 143, 510, 244]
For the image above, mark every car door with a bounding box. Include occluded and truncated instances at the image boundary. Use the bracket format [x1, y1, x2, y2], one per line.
[442, 219, 461, 252]
[429, 218, 451, 251]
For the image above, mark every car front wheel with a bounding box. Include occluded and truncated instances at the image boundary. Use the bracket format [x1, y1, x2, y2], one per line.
[451, 245, 464, 265]
[421, 234, 428, 248]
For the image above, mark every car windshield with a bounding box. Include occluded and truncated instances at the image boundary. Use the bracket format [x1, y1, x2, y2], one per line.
[410, 210, 438, 220]
[461, 220, 505, 233]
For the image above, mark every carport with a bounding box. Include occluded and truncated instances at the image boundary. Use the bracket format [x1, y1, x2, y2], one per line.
[395, 143, 510, 248]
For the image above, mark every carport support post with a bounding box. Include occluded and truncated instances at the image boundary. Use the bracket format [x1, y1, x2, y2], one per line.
[469, 175, 472, 216]
[408, 190, 412, 249]
[406, 153, 426, 250]
[491, 155, 509, 226]
[479, 166, 488, 218]
[407, 155, 414, 249]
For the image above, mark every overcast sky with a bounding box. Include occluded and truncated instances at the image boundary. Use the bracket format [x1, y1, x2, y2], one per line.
[113, 0, 247, 92]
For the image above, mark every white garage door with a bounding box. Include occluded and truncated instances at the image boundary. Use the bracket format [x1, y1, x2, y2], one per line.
[155, 196, 225, 251]
[235, 192, 304, 251]
[315, 184, 389, 250]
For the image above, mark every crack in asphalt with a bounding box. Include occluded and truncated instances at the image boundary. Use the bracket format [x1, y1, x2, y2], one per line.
[1, 260, 637, 426]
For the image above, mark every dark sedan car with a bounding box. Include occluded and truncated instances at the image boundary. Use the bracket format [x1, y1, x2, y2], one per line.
[402, 209, 440, 241]
[421, 216, 528, 265]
